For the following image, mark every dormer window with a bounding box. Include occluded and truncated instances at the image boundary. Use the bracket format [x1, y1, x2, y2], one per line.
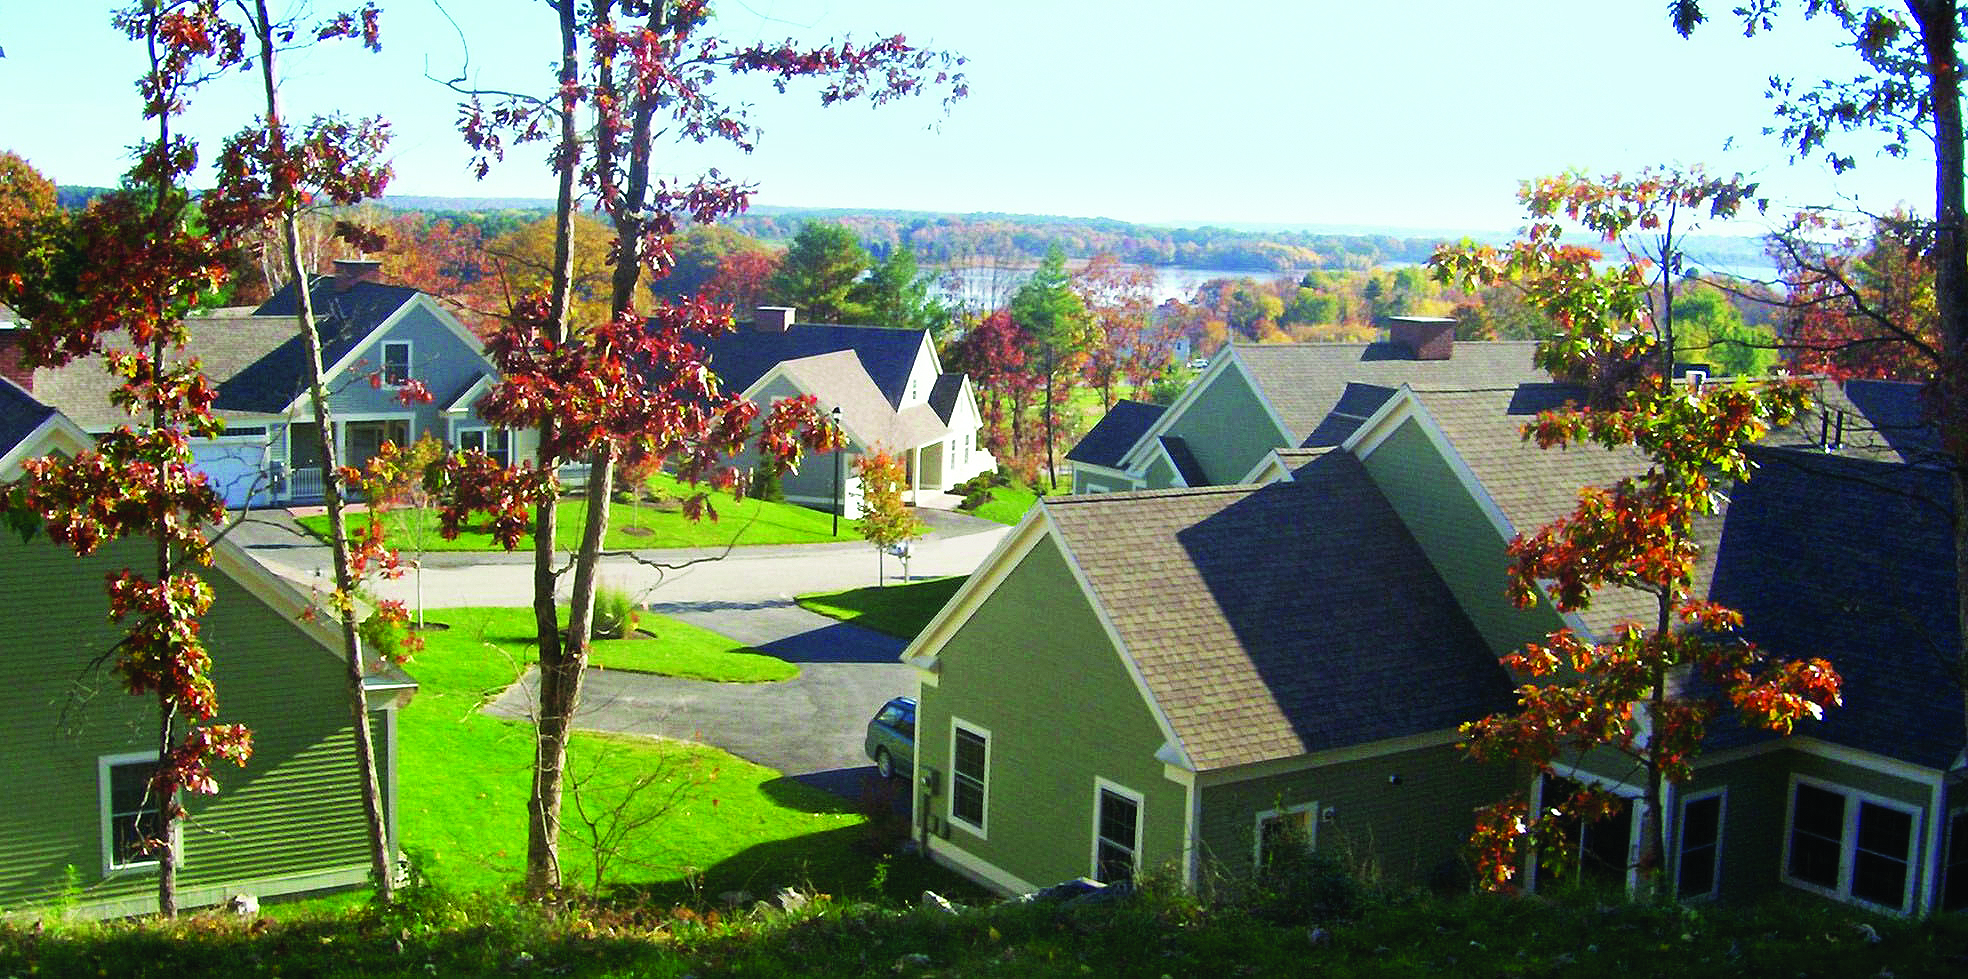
[382, 342, 411, 386]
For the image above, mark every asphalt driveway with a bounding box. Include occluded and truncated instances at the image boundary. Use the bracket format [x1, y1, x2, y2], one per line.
[482, 601, 913, 795]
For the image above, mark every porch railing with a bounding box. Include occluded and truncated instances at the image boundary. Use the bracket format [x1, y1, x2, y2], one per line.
[287, 466, 324, 502]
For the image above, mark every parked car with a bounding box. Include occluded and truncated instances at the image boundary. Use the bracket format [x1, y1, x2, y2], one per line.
[864, 696, 915, 779]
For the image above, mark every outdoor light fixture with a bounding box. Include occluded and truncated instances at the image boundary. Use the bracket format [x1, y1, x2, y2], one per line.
[831, 406, 844, 537]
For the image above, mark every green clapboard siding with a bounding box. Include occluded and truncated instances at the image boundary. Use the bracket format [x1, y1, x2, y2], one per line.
[0, 535, 376, 913]
[919, 535, 1185, 892]
[1141, 453, 1180, 490]
[1359, 417, 1564, 657]
[1071, 469, 1134, 495]
[1198, 742, 1515, 888]
[1162, 366, 1286, 485]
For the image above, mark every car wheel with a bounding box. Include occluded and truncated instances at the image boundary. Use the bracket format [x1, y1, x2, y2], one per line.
[876, 747, 895, 779]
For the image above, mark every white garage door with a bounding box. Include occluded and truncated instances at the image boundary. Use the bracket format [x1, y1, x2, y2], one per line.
[190, 437, 273, 509]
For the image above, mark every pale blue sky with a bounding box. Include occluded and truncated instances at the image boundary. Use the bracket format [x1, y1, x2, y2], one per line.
[0, 1, 1936, 235]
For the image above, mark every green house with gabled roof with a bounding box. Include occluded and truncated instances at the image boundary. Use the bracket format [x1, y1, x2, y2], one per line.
[0, 380, 415, 918]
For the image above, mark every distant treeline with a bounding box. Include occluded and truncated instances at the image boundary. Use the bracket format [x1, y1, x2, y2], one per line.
[53, 188, 1773, 278]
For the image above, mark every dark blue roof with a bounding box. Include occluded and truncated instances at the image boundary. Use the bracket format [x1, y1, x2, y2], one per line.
[699, 321, 926, 408]
[228, 277, 420, 412]
[1159, 436, 1210, 486]
[1065, 399, 1165, 467]
[1841, 378, 1943, 463]
[0, 375, 56, 457]
[1709, 446, 1962, 770]
[928, 373, 964, 424]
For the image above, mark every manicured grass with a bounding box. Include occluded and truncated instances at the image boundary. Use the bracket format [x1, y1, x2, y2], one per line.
[299, 471, 859, 552]
[796, 576, 967, 640]
[593, 613, 797, 683]
[970, 482, 1042, 524]
[396, 607, 945, 901]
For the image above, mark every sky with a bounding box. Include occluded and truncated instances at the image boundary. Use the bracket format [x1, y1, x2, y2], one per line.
[0, 1, 1939, 238]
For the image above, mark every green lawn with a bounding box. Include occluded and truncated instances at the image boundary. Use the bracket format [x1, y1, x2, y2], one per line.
[591, 614, 797, 683]
[796, 576, 967, 640]
[397, 606, 957, 901]
[301, 471, 859, 552]
[969, 483, 1042, 524]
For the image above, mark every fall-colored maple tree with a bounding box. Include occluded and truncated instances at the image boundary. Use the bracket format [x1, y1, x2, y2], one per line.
[433, 0, 962, 896]
[1434, 173, 1842, 899]
[853, 449, 924, 587]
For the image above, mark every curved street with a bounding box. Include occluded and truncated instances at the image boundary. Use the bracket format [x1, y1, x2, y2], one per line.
[238, 505, 1009, 794]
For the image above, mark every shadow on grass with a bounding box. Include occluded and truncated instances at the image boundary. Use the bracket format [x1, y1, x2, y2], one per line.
[603, 825, 984, 909]
[757, 771, 863, 816]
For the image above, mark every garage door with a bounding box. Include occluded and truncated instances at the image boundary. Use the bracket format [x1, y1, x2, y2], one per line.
[190, 437, 274, 509]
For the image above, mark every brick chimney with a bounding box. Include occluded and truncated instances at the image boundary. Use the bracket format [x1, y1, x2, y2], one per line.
[1387, 316, 1456, 361]
[332, 258, 385, 292]
[0, 316, 32, 392]
[755, 306, 796, 332]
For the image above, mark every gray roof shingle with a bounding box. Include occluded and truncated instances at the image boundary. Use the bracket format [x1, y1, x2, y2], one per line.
[1044, 451, 1514, 771]
[30, 316, 305, 428]
[701, 321, 928, 408]
[1066, 399, 1165, 467]
[1231, 340, 1545, 444]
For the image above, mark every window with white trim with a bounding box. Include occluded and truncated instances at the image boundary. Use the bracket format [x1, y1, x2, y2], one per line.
[381, 341, 411, 386]
[1093, 780, 1143, 884]
[1782, 777, 1920, 913]
[1254, 803, 1316, 871]
[1943, 807, 1968, 912]
[949, 721, 988, 834]
[1676, 789, 1725, 900]
[459, 427, 511, 467]
[101, 754, 163, 872]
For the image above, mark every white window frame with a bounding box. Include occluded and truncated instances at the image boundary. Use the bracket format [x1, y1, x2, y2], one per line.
[1531, 770, 1643, 894]
[948, 718, 990, 837]
[457, 426, 511, 466]
[1091, 777, 1145, 884]
[99, 751, 170, 875]
[1252, 801, 1319, 869]
[1779, 774, 1922, 914]
[380, 340, 412, 387]
[1673, 787, 1727, 902]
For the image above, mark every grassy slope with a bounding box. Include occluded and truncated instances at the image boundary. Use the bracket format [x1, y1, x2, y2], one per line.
[796, 576, 966, 641]
[395, 607, 940, 900]
[301, 472, 859, 552]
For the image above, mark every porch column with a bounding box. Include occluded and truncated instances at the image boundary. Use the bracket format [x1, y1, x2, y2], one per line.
[910, 445, 920, 506]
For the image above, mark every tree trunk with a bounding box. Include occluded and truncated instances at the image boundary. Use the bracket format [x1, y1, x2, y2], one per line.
[1915, 1, 1968, 759]
[155, 695, 178, 917]
[522, 0, 585, 897]
[1044, 369, 1058, 490]
[249, 0, 396, 901]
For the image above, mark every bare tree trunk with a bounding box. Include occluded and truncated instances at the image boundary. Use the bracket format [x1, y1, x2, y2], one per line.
[1915, 1, 1968, 759]
[523, 0, 586, 898]
[249, 0, 397, 902]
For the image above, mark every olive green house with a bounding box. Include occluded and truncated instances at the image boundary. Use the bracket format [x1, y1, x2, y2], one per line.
[0, 381, 415, 917]
[902, 450, 1520, 893]
[915, 375, 1967, 915]
[1065, 320, 1543, 495]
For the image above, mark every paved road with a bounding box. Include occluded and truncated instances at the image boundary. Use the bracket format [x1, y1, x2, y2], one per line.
[238, 504, 1005, 793]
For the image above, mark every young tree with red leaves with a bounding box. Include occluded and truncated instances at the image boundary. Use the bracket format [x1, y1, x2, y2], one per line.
[435, 0, 963, 896]
[0, 2, 263, 917]
[1434, 175, 1843, 899]
[945, 307, 1034, 461]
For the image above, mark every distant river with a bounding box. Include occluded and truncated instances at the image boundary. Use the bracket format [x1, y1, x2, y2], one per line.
[933, 264, 1305, 308]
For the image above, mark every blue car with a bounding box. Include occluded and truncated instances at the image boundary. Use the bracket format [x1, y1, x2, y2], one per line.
[864, 696, 915, 779]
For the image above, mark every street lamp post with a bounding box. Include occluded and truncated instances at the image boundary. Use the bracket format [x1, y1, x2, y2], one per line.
[831, 406, 843, 537]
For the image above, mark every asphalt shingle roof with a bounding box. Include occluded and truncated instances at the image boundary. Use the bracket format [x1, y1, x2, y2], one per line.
[231, 277, 420, 412]
[0, 375, 55, 457]
[1838, 378, 1943, 463]
[1066, 399, 1165, 467]
[701, 321, 927, 408]
[776, 350, 946, 451]
[928, 373, 965, 424]
[1710, 447, 1962, 770]
[1044, 451, 1515, 771]
[1158, 436, 1209, 486]
[1231, 340, 1545, 444]
[30, 316, 305, 428]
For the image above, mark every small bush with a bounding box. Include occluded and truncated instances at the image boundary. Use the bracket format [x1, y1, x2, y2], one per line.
[1248, 845, 1363, 926]
[594, 585, 641, 640]
[752, 464, 785, 503]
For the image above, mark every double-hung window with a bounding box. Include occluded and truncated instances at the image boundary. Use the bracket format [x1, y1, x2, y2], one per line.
[950, 720, 988, 835]
[1093, 780, 1143, 884]
[1676, 789, 1725, 900]
[1255, 803, 1317, 871]
[381, 341, 411, 387]
[459, 428, 511, 467]
[101, 754, 163, 873]
[1782, 776, 1920, 913]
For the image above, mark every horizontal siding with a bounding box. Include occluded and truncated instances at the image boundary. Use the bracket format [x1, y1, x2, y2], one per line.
[919, 536, 1185, 891]
[0, 534, 376, 912]
[1164, 366, 1284, 485]
[1199, 742, 1516, 888]
[1360, 418, 1565, 659]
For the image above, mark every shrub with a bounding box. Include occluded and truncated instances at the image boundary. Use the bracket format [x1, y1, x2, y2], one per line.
[594, 585, 642, 640]
[752, 464, 785, 503]
[1247, 843, 1363, 926]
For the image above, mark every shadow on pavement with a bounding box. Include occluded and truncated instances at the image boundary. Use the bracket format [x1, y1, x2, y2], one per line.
[756, 622, 905, 664]
[648, 599, 793, 615]
[780, 766, 910, 817]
